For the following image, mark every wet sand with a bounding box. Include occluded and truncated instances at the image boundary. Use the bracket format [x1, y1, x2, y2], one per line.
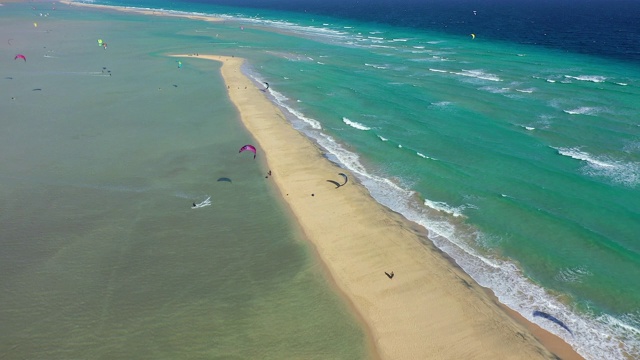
[170, 53, 584, 360]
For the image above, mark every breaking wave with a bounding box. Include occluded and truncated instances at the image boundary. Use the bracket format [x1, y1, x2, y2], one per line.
[342, 117, 371, 130]
[555, 147, 640, 187]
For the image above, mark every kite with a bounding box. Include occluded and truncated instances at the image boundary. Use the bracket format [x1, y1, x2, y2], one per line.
[239, 144, 256, 159]
[14, 54, 26, 61]
[326, 172, 349, 188]
[470, 33, 476, 39]
[217, 177, 232, 183]
[338, 173, 348, 186]
[532, 311, 573, 335]
[97, 39, 103, 46]
[177, 60, 182, 69]
[262, 82, 269, 92]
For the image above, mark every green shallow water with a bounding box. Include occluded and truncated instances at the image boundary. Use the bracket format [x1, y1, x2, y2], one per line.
[0, 5, 367, 359]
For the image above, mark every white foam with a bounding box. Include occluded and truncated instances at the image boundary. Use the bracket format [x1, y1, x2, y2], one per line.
[479, 86, 510, 94]
[364, 63, 388, 70]
[563, 107, 600, 116]
[564, 75, 607, 83]
[555, 147, 639, 186]
[518, 125, 536, 131]
[557, 147, 615, 168]
[451, 69, 502, 82]
[342, 117, 370, 130]
[281, 103, 322, 129]
[244, 70, 322, 130]
[377, 135, 388, 142]
[423, 199, 468, 217]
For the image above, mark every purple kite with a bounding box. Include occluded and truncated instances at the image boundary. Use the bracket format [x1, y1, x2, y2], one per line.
[14, 54, 26, 61]
[239, 144, 256, 159]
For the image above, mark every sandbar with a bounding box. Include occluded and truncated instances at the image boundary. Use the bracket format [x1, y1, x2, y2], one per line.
[172, 53, 583, 360]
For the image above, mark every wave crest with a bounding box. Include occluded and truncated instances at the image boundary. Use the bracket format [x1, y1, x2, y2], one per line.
[342, 117, 371, 130]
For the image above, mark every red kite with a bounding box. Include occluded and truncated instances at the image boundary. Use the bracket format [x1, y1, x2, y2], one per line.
[239, 144, 257, 159]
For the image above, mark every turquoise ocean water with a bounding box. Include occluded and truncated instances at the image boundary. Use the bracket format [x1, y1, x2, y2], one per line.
[1, 3, 368, 359]
[2, 1, 639, 359]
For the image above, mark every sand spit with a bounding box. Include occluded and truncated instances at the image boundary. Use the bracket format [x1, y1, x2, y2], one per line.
[173, 53, 582, 360]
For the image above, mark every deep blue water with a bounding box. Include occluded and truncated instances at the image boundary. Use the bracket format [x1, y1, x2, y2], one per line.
[179, 0, 640, 63]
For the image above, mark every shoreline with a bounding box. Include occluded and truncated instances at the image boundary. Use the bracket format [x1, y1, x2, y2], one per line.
[59, 0, 224, 22]
[173, 53, 583, 360]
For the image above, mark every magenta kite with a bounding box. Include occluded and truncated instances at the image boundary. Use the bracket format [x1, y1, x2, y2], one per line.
[14, 54, 26, 61]
[239, 144, 257, 159]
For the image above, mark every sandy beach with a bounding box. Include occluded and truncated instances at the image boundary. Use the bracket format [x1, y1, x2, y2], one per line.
[168, 53, 584, 360]
[60, 0, 224, 22]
